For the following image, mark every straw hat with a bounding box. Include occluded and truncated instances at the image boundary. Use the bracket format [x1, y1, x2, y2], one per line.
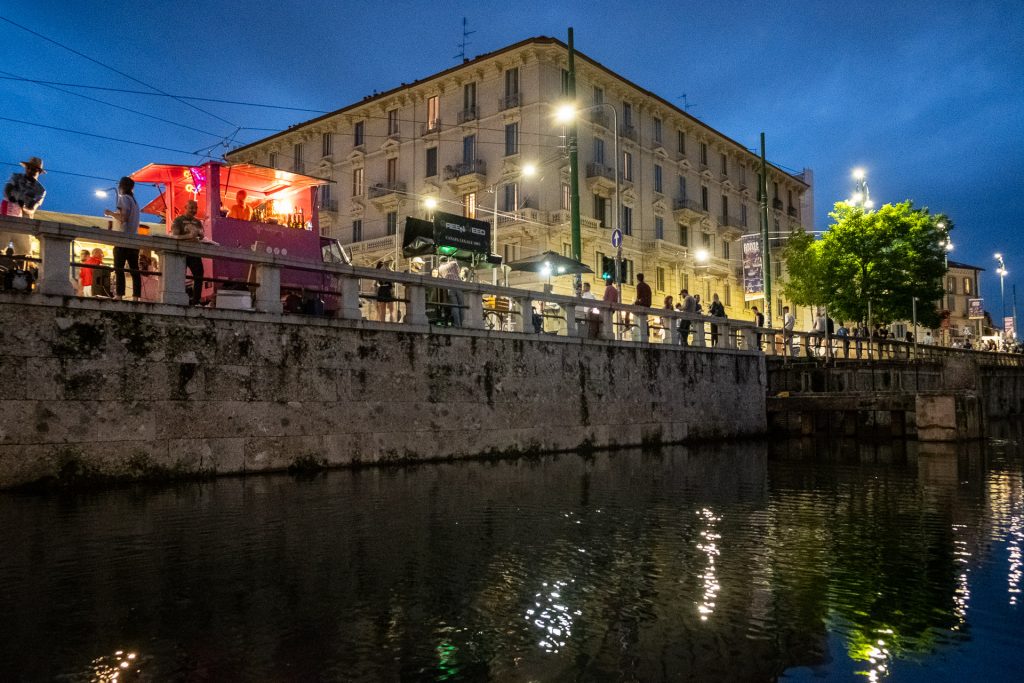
[19, 156, 45, 173]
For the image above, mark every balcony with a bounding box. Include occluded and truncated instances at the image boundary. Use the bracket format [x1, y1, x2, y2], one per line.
[421, 118, 442, 136]
[787, 205, 799, 218]
[585, 162, 617, 193]
[588, 109, 611, 129]
[292, 160, 306, 174]
[619, 124, 638, 143]
[368, 181, 406, 208]
[499, 93, 520, 110]
[719, 215, 745, 239]
[444, 159, 487, 192]
[457, 107, 478, 124]
[672, 198, 704, 222]
[319, 199, 338, 212]
[772, 198, 784, 211]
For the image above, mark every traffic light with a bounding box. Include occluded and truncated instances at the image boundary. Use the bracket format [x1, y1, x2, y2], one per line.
[601, 256, 616, 281]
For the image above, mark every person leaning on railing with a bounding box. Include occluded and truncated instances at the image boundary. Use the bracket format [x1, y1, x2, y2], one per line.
[169, 199, 206, 306]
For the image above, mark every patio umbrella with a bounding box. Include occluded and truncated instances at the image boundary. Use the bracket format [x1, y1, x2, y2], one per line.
[505, 250, 593, 276]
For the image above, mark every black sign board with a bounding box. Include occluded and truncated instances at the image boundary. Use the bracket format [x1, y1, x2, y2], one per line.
[433, 211, 490, 255]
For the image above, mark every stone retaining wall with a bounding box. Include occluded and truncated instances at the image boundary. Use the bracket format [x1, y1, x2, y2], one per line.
[0, 297, 767, 487]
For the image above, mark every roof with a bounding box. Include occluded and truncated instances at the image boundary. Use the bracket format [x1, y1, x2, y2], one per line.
[947, 260, 985, 272]
[131, 163, 328, 193]
[228, 36, 807, 186]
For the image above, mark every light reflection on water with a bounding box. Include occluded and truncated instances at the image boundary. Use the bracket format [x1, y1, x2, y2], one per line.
[1, 429, 1023, 681]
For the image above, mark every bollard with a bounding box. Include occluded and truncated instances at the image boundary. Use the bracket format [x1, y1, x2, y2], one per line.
[337, 276, 362, 320]
[253, 264, 282, 314]
[156, 251, 189, 306]
[36, 233, 76, 297]
[465, 289, 484, 329]
[404, 284, 428, 326]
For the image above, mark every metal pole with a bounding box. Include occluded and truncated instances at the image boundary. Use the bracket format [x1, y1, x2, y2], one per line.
[759, 133, 772, 327]
[611, 104, 621, 318]
[567, 28, 582, 296]
[492, 181, 500, 285]
[867, 299, 873, 358]
[1001, 272, 1006, 328]
[1014, 284, 1019, 341]
[912, 296, 918, 359]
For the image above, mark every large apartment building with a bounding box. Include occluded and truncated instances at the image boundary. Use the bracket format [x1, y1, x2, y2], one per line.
[227, 36, 813, 319]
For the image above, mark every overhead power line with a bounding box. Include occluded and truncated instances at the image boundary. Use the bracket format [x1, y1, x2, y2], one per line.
[0, 75, 331, 114]
[0, 116, 206, 157]
[1, 161, 118, 182]
[0, 15, 238, 128]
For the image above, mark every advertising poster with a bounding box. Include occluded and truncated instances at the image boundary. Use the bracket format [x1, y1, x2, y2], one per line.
[741, 235, 763, 301]
[968, 298, 984, 320]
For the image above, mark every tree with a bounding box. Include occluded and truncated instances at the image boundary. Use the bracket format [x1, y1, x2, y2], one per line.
[781, 201, 949, 326]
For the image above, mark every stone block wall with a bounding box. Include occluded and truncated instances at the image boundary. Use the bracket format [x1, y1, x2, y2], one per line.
[0, 297, 767, 487]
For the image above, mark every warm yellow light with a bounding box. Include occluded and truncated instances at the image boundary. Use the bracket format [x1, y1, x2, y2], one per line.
[852, 168, 866, 180]
[851, 192, 864, 203]
[555, 104, 576, 123]
[995, 252, 1002, 259]
[522, 163, 537, 177]
[424, 197, 438, 209]
[695, 248, 709, 263]
[274, 199, 294, 215]
[864, 200, 875, 209]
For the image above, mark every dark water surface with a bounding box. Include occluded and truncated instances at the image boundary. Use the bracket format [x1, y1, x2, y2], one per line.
[2, 429, 1023, 682]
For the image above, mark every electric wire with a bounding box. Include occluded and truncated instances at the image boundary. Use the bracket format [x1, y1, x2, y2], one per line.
[0, 116, 207, 157]
[0, 15, 239, 128]
[1, 161, 118, 183]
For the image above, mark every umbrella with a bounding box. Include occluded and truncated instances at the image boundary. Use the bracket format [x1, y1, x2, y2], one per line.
[505, 251, 593, 276]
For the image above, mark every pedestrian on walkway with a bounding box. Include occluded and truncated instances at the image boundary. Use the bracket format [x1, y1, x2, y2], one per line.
[437, 257, 464, 327]
[634, 272, 652, 308]
[709, 293, 726, 346]
[752, 305, 764, 350]
[3, 156, 46, 217]
[170, 199, 206, 305]
[581, 281, 600, 338]
[679, 289, 696, 346]
[104, 176, 141, 301]
[782, 306, 795, 357]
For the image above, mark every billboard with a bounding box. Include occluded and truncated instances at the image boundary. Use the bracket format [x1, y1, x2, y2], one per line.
[1004, 316, 1015, 339]
[968, 298, 984, 320]
[741, 235, 763, 301]
[402, 211, 492, 259]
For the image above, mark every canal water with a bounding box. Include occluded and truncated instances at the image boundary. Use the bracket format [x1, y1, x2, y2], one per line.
[1, 429, 1022, 682]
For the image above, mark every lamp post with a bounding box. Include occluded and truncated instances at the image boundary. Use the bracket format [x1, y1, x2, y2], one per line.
[556, 101, 620, 298]
[490, 163, 536, 285]
[848, 168, 875, 209]
[996, 253, 1007, 335]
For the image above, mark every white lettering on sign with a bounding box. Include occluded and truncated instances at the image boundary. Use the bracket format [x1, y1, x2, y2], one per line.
[470, 227, 486, 236]
[446, 222, 467, 233]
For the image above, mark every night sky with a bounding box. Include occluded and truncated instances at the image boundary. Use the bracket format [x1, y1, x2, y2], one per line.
[2, 0, 1021, 306]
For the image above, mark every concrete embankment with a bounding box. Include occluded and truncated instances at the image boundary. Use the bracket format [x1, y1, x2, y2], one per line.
[0, 296, 767, 488]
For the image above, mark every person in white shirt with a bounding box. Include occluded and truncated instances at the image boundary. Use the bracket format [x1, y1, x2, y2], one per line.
[782, 306, 796, 356]
[103, 176, 141, 300]
[579, 281, 600, 338]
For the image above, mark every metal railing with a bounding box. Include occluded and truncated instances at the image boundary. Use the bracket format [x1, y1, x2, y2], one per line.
[499, 93, 520, 110]
[421, 119, 442, 135]
[586, 162, 615, 180]
[444, 160, 487, 180]
[368, 181, 406, 199]
[673, 198, 703, 213]
[457, 107, 478, 124]
[319, 199, 338, 212]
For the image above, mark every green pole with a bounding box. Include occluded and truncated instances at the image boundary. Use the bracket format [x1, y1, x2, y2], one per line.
[759, 133, 772, 327]
[567, 28, 582, 295]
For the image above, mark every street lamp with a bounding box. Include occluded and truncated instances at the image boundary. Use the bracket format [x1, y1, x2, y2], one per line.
[996, 252, 1008, 332]
[94, 188, 115, 199]
[556, 101, 621, 297]
[847, 168, 874, 209]
[489, 162, 536, 284]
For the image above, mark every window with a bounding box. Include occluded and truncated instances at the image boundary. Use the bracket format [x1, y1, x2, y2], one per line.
[963, 277, 973, 294]
[622, 206, 633, 235]
[773, 181, 779, 200]
[593, 86, 604, 105]
[353, 121, 364, 147]
[701, 185, 709, 211]
[352, 219, 362, 243]
[386, 211, 397, 236]
[463, 134, 476, 163]
[322, 132, 332, 157]
[720, 153, 727, 176]
[701, 232, 712, 250]
[425, 147, 438, 177]
[293, 143, 303, 172]
[682, 272, 690, 291]
[426, 96, 440, 129]
[504, 67, 519, 98]
[562, 242, 572, 257]
[678, 175, 687, 199]
[947, 277, 956, 293]
[622, 150, 633, 181]
[560, 69, 570, 96]
[503, 182, 519, 211]
[680, 225, 689, 247]
[387, 109, 399, 136]
[677, 130, 686, 155]
[560, 182, 570, 210]
[464, 82, 477, 110]
[622, 102, 633, 127]
[739, 164, 747, 186]
[656, 266, 666, 292]
[787, 189, 793, 207]
[741, 204, 748, 227]
[653, 117, 662, 144]
[319, 183, 332, 207]
[504, 122, 519, 156]
[655, 216, 664, 240]
[268, 152, 277, 168]
[352, 168, 364, 196]
[722, 240, 730, 260]
[948, 295, 956, 312]
[724, 284, 731, 306]
[654, 164, 663, 193]
[594, 195, 608, 227]
[503, 243, 521, 263]
[386, 157, 397, 184]
[721, 195, 729, 221]
[700, 142, 708, 166]
[463, 192, 476, 219]
[593, 137, 605, 165]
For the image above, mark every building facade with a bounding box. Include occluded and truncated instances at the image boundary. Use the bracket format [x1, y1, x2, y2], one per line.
[227, 36, 813, 320]
[942, 260, 985, 342]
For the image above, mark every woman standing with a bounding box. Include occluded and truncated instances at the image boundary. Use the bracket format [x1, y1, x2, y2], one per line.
[374, 261, 395, 322]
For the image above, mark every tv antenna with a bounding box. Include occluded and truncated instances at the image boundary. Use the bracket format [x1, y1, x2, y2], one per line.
[678, 93, 696, 112]
[454, 17, 475, 62]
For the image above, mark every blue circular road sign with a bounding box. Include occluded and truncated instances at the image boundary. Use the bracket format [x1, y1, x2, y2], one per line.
[611, 229, 623, 248]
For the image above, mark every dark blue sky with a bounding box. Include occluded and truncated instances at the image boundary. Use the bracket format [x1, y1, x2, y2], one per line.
[2, 1, 1022, 308]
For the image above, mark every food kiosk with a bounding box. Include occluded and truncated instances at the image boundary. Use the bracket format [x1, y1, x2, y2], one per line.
[130, 162, 331, 308]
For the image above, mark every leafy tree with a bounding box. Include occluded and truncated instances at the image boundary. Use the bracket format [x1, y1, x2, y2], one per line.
[781, 201, 949, 326]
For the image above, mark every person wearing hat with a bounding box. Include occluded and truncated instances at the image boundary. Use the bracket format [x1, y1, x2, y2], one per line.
[3, 156, 47, 218]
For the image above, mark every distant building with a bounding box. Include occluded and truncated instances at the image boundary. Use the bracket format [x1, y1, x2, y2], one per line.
[942, 260, 985, 342]
[227, 36, 813, 318]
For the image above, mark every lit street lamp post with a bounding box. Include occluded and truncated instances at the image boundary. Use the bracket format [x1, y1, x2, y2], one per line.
[848, 168, 875, 210]
[996, 253, 1008, 335]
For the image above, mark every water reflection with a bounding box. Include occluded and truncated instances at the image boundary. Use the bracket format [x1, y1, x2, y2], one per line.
[0, 433, 1022, 681]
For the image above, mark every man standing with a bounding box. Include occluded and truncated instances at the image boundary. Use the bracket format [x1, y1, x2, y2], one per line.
[580, 281, 600, 338]
[634, 272, 652, 308]
[104, 176, 141, 301]
[679, 288, 696, 346]
[751, 305, 765, 350]
[437, 257, 464, 327]
[170, 200, 206, 305]
[3, 156, 46, 217]
[782, 305, 796, 357]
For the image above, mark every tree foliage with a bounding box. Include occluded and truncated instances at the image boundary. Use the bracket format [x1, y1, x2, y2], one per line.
[781, 201, 950, 326]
